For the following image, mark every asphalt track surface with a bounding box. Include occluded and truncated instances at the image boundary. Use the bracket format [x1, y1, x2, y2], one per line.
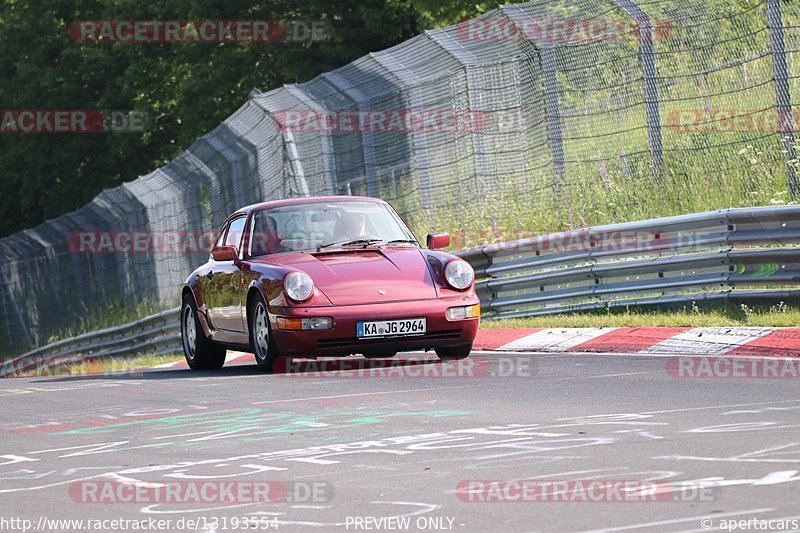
[2, 351, 800, 533]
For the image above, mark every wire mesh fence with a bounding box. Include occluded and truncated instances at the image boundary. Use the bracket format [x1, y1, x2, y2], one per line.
[1, 0, 799, 355]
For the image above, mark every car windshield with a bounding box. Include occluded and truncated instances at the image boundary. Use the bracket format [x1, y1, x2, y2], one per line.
[248, 200, 417, 257]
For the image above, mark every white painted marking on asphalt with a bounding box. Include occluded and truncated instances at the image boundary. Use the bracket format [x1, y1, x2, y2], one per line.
[251, 387, 461, 405]
[573, 371, 653, 379]
[291, 505, 331, 509]
[642, 399, 800, 415]
[151, 431, 213, 440]
[152, 361, 181, 369]
[105, 473, 165, 487]
[0, 381, 138, 395]
[641, 327, 774, 355]
[141, 501, 257, 514]
[499, 328, 618, 352]
[270, 501, 441, 528]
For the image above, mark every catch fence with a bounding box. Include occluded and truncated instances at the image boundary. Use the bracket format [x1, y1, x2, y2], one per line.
[1, 0, 799, 354]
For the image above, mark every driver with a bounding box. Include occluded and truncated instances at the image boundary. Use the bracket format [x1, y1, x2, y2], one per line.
[335, 212, 368, 241]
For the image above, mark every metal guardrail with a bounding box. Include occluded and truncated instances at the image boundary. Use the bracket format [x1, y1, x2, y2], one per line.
[0, 308, 180, 377]
[456, 205, 800, 319]
[4, 205, 800, 376]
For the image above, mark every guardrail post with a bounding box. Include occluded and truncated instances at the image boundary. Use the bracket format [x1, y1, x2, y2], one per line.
[611, 0, 664, 184]
[766, 0, 800, 198]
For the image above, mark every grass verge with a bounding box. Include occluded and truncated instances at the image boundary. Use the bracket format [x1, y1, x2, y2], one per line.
[9, 352, 182, 378]
[481, 302, 800, 329]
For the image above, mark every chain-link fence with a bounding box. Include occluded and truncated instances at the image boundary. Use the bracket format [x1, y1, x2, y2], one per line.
[1, 0, 799, 355]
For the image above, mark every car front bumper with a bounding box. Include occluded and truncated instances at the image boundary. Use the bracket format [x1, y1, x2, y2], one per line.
[269, 295, 480, 356]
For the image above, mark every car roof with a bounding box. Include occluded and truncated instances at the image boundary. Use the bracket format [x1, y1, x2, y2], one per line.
[233, 196, 388, 216]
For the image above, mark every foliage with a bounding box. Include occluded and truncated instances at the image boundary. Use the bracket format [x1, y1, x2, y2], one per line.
[0, 0, 487, 237]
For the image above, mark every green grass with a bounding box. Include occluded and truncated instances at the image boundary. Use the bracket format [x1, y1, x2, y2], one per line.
[399, 137, 796, 251]
[10, 352, 182, 378]
[482, 302, 800, 329]
[0, 298, 177, 361]
[44, 298, 170, 346]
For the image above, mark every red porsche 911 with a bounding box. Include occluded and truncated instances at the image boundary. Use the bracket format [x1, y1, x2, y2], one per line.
[180, 196, 480, 370]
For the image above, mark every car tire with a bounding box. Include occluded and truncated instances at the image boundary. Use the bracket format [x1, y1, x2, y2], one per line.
[182, 294, 226, 370]
[250, 292, 281, 371]
[435, 342, 472, 360]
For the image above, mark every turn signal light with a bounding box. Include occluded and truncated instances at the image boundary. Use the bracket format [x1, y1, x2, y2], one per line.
[446, 304, 481, 321]
[276, 317, 333, 330]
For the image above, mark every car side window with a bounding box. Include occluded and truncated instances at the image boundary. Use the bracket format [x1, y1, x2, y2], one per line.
[225, 216, 247, 250]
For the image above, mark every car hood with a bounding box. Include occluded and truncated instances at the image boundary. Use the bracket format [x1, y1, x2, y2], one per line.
[254, 247, 437, 305]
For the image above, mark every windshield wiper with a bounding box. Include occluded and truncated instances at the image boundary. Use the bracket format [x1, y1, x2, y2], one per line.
[383, 239, 419, 246]
[316, 238, 384, 251]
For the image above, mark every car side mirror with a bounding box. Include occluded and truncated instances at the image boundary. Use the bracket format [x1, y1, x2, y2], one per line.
[426, 232, 451, 250]
[212, 245, 238, 262]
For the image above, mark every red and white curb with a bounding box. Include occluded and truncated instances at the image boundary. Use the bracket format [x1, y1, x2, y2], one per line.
[474, 327, 800, 357]
[150, 326, 800, 370]
[153, 351, 254, 369]
[4, 326, 800, 377]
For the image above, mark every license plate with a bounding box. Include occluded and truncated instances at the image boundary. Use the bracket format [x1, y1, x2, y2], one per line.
[357, 318, 426, 339]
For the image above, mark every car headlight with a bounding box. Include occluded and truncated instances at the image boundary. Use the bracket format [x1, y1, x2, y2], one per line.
[444, 260, 474, 290]
[284, 271, 314, 302]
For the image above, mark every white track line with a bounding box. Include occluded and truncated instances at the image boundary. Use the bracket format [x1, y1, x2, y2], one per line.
[641, 327, 774, 355]
[499, 328, 618, 352]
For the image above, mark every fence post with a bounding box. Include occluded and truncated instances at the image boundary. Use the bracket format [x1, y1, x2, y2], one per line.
[500, 5, 566, 198]
[321, 72, 379, 197]
[541, 45, 566, 198]
[284, 85, 337, 195]
[766, 0, 799, 198]
[611, 0, 664, 184]
[370, 50, 433, 209]
[424, 31, 493, 207]
[282, 129, 310, 197]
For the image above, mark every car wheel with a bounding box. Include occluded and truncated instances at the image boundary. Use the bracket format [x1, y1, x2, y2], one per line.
[435, 342, 472, 360]
[182, 294, 226, 370]
[362, 352, 397, 359]
[250, 293, 281, 371]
